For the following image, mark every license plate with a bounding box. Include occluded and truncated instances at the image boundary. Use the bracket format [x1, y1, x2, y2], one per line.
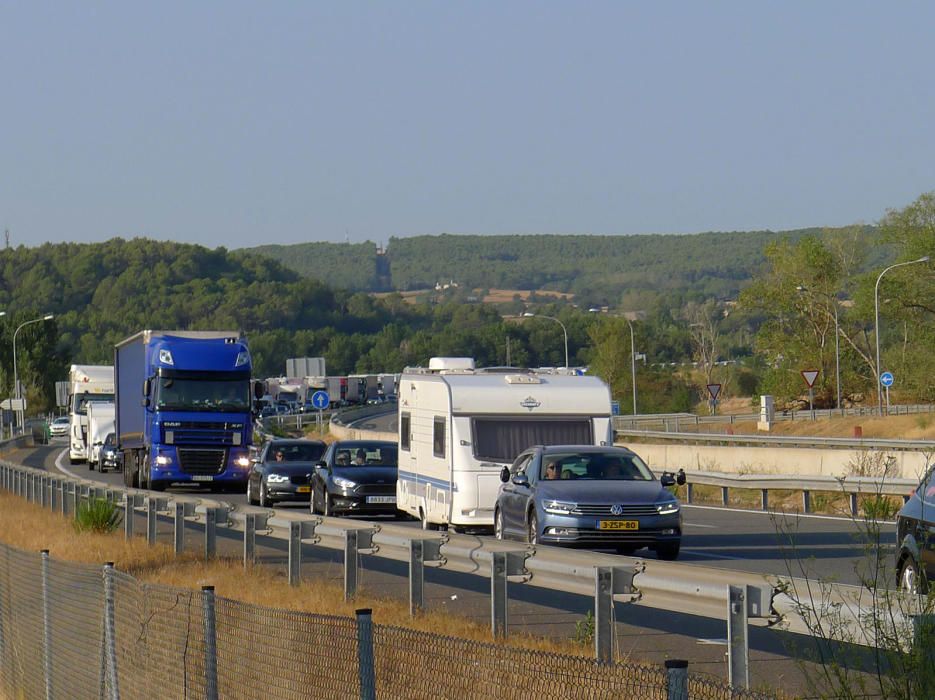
[192, 475, 214, 482]
[296, 486, 311, 493]
[367, 496, 396, 504]
[599, 520, 639, 530]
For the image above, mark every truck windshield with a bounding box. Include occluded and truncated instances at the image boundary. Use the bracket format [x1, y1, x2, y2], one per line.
[155, 377, 250, 412]
[72, 394, 115, 416]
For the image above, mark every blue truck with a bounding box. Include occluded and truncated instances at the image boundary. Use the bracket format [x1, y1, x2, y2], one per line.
[115, 330, 260, 491]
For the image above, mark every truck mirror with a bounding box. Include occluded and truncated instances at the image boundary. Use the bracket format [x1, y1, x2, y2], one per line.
[143, 378, 151, 397]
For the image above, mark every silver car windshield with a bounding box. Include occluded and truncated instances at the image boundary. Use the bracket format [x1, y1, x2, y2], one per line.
[540, 452, 653, 481]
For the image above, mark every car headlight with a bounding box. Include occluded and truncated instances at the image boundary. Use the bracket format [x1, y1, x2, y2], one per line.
[234, 456, 251, 468]
[155, 455, 171, 466]
[543, 500, 577, 515]
[656, 500, 680, 515]
[266, 474, 290, 483]
[333, 476, 357, 489]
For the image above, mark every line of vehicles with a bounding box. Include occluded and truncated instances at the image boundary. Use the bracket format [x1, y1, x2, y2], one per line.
[260, 373, 398, 418]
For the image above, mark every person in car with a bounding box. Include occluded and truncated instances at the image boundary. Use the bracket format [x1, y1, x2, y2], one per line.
[354, 449, 367, 465]
[275, 450, 285, 462]
[544, 462, 561, 479]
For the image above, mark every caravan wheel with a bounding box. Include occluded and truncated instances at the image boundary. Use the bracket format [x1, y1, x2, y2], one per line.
[420, 509, 439, 531]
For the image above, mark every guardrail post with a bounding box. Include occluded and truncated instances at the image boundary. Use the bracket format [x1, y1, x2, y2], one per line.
[41, 549, 53, 700]
[356, 608, 376, 700]
[802, 490, 811, 514]
[721, 486, 729, 507]
[147, 498, 157, 545]
[39, 475, 47, 508]
[244, 513, 256, 568]
[174, 502, 185, 555]
[124, 494, 134, 539]
[345, 530, 359, 600]
[728, 585, 749, 688]
[595, 567, 613, 663]
[665, 659, 689, 700]
[289, 521, 302, 586]
[849, 493, 859, 517]
[202, 586, 219, 700]
[491, 551, 507, 638]
[760, 489, 769, 511]
[102, 562, 119, 700]
[205, 507, 218, 559]
[686, 483, 694, 504]
[49, 478, 58, 512]
[409, 540, 424, 616]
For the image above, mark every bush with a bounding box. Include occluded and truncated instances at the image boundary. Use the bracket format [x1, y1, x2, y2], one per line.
[74, 497, 122, 534]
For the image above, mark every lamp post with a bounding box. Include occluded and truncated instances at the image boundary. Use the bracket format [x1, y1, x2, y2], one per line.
[625, 319, 637, 416]
[874, 256, 929, 414]
[522, 312, 569, 369]
[796, 286, 841, 414]
[12, 313, 54, 432]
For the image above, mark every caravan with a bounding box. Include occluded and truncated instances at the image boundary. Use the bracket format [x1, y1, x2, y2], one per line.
[396, 358, 612, 531]
[68, 365, 115, 464]
[86, 401, 115, 470]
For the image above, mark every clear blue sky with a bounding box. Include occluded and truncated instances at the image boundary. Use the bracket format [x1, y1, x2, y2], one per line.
[3, 2, 934, 249]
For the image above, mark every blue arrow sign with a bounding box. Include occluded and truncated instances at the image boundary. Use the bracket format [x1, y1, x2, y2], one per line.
[879, 371, 894, 388]
[310, 390, 330, 410]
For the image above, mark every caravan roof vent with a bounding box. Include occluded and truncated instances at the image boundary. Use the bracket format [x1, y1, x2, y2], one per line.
[428, 357, 476, 372]
[505, 374, 542, 385]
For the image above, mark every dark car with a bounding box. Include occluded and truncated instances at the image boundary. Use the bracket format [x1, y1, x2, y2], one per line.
[896, 463, 935, 593]
[98, 432, 122, 472]
[247, 438, 327, 507]
[494, 445, 685, 559]
[311, 440, 398, 517]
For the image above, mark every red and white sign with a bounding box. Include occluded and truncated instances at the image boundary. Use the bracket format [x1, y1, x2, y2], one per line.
[706, 383, 722, 400]
[801, 369, 820, 388]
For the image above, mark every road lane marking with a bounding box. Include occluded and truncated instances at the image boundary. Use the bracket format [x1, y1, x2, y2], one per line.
[682, 503, 897, 525]
[683, 522, 717, 529]
[54, 448, 81, 479]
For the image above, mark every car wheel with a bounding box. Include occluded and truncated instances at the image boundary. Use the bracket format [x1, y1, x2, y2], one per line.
[310, 487, 320, 514]
[494, 508, 504, 540]
[323, 492, 334, 517]
[259, 481, 271, 508]
[899, 556, 925, 594]
[655, 541, 681, 561]
[88, 458, 95, 472]
[527, 511, 538, 545]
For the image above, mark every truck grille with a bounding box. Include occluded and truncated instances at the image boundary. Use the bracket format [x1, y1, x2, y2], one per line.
[178, 448, 227, 475]
[162, 421, 244, 446]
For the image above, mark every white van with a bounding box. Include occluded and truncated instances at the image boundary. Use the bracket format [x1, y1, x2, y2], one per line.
[396, 358, 612, 531]
[68, 364, 115, 464]
[86, 401, 115, 469]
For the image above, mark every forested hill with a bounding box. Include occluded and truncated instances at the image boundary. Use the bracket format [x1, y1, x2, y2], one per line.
[247, 227, 880, 305]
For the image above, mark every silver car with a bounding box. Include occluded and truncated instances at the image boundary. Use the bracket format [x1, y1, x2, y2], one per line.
[494, 445, 685, 559]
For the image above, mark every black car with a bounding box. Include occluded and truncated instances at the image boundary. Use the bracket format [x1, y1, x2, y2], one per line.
[896, 463, 935, 593]
[247, 439, 327, 507]
[98, 432, 122, 473]
[310, 440, 398, 517]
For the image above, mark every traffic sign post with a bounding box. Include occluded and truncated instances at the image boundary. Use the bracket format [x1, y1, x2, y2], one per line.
[706, 384, 721, 415]
[880, 372, 894, 414]
[310, 391, 330, 433]
[801, 370, 820, 416]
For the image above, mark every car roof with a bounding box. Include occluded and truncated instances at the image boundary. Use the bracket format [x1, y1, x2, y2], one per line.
[53, 416, 69, 422]
[269, 438, 326, 446]
[535, 444, 637, 456]
[333, 440, 396, 448]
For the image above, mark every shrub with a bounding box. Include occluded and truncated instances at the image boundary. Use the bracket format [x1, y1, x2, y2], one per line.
[74, 497, 122, 534]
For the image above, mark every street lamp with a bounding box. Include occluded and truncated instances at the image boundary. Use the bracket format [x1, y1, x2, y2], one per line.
[625, 318, 637, 416]
[874, 256, 930, 414]
[12, 313, 54, 431]
[522, 312, 569, 369]
[796, 285, 841, 414]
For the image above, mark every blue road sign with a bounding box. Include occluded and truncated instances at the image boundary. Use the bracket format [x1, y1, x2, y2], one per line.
[879, 371, 894, 388]
[311, 390, 330, 410]
[611, 400, 620, 416]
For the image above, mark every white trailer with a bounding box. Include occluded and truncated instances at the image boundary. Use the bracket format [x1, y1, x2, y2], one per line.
[68, 365, 115, 464]
[396, 358, 612, 531]
[86, 401, 115, 469]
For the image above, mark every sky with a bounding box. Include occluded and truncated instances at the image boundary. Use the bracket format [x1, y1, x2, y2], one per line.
[2, 2, 934, 249]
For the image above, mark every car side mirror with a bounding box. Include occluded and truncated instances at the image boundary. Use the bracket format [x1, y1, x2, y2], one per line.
[511, 473, 530, 487]
[676, 469, 686, 486]
[660, 473, 675, 488]
[500, 467, 510, 483]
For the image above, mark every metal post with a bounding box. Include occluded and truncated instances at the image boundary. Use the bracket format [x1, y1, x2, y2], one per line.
[70, 482, 80, 517]
[244, 513, 256, 568]
[41, 549, 53, 700]
[665, 659, 689, 700]
[202, 586, 218, 700]
[147, 499, 157, 545]
[409, 539, 424, 616]
[686, 483, 694, 504]
[49, 478, 57, 512]
[102, 562, 119, 700]
[721, 486, 729, 507]
[174, 502, 184, 555]
[595, 567, 613, 664]
[490, 551, 507, 638]
[760, 489, 769, 511]
[627, 319, 637, 416]
[124, 494, 134, 540]
[288, 521, 302, 586]
[205, 507, 217, 560]
[356, 608, 376, 700]
[850, 493, 859, 517]
[39, 475, 47, 508]
[728, 585, 749, 688]
[345, 530, 359, 600]
[802, 491, 811, 514]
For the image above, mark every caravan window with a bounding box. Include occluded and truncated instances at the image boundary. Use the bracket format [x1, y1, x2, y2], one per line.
[400, 412, 411, 451]
[433, 417, 446, 457]
[472, 418, 592, 463]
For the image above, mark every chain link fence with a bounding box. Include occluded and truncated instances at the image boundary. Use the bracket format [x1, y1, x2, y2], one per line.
[0, 542, 777, 699]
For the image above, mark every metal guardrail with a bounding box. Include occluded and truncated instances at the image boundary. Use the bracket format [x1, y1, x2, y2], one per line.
[618, 428, 935, 452]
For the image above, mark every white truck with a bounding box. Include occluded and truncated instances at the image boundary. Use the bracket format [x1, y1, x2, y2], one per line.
[68, 365, 115, 464]
[396, 357, 613, 531]
[86, 401, 115, 470]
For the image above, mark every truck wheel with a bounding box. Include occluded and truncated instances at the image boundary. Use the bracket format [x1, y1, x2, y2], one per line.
[150, 480, 166, 492]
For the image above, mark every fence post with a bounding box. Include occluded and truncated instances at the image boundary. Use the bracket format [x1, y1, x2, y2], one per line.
[174, 502, 185, 555]
[202, 586, 219, 700]
[409, 539, 424, 616]
[49, 478, 58, 512]
[665, 659, 689, 700]
[345, 530, 359, 600]
[41, 549, 53, 700]
[124, 494, 134, 539]
[102, 562, 120, 700]
[147, 499, 157, 545]
[39, 475, 47, 508]
[490, 551, 507, 638]
[289, 521, 302, 586]
[728, 585, 749, 688]
[595, 567, 613, 663]
[356, 608, 376, 700]
[244, 513, 256, 568]
[205, 507, 217, 560]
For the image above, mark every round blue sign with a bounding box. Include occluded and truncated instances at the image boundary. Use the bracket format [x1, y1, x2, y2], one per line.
[879, 371, 894, 387]
[310, 390, 330, 409]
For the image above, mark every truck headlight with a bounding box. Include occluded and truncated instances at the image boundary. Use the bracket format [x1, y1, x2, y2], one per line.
[155, 455, 171, 466]
[234, 456, 251, 468]
[543, 500, 577, 515]
[656, 500, 680, 515]
[333, 476, 357, 489]
[266, 474, 289, 484]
